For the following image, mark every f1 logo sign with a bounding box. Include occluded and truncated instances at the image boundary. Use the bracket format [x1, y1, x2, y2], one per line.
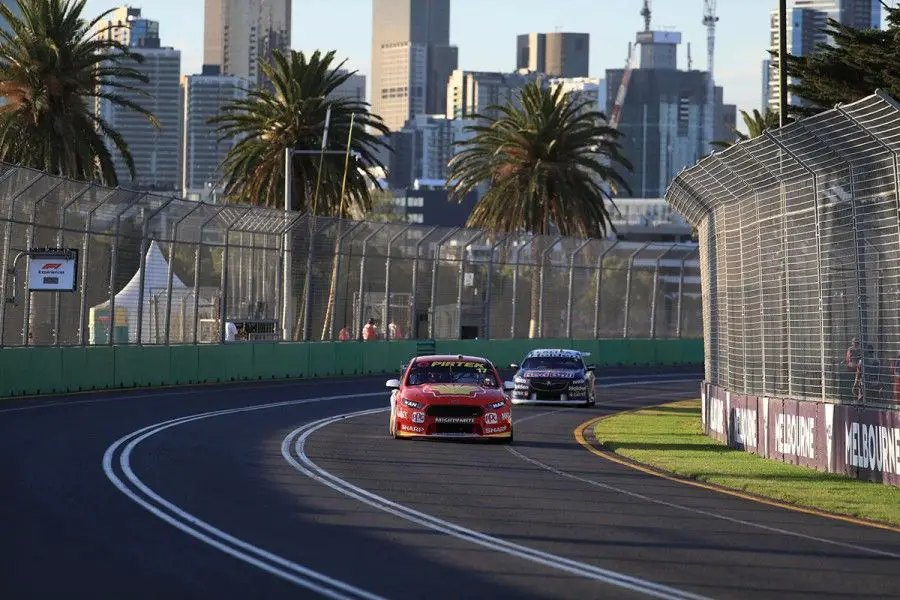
[41, 263, 62, 269]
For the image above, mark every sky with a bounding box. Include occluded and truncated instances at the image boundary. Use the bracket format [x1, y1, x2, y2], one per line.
[81, 0, 888, 120]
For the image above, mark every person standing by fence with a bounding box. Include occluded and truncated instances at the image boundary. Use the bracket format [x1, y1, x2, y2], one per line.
[362, 318, 377, 341]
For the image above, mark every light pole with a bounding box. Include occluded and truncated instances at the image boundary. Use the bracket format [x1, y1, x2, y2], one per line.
[778, 0, 788, 127]
[281, 108, 360, 342]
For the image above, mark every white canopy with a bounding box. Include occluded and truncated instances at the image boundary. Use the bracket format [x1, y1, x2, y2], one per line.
[90, 240, 190, 343]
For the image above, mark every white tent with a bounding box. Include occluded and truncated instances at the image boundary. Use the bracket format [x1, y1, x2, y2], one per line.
[89, 241, 191, 344]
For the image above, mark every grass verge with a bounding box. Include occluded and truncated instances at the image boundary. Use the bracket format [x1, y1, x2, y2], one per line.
[593, 399, 900, 527]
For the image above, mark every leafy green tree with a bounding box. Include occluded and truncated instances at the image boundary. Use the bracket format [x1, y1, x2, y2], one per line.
[211, 49, 389, 213]
[447, 81, 632, 337]
[777, 4, 900, 118]
[711, 108, 781, 150]
[0, 0, 157, 185]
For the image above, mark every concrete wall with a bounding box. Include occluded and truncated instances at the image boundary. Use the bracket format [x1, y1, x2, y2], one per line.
[0, 338, 703, 398]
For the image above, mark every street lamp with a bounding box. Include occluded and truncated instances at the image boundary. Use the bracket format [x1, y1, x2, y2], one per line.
[280, 108, 359, 342]
[778, 0, 788, 127]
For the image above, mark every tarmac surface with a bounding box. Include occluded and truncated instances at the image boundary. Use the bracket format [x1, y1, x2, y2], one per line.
[2, 368, 899, 599]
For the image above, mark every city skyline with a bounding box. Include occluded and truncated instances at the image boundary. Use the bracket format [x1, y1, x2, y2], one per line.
[79, 0, 877, 127]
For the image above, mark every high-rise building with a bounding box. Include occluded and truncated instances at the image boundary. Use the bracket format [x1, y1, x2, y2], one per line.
[516, 32, 590, 78]
[98, 46, 182, 191]
[203, 0, 291, 88]
[763, 0, 881, 112]
[547, 77, 608, 117]
[605, 29, 734, 198]
[331, 71, 367, 102]
[181, 74, 249, 201]
[381, 114, 477, 189]
[95, 7, 160, 48]
[371, 0, 458, 130]
[446, 69, 544, 120]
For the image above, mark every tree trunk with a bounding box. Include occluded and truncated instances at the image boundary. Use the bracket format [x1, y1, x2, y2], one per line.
[528, 236, 542, 339]
[319, 219, 344, 340]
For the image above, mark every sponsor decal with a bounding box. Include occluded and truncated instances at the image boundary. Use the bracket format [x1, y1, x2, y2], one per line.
[732, 407, 758, 448]
[396, 409, 408, 420]
[484, 426, 507, 434]
[528, 350, 581, 358]
[434, 417, 476, 424]
[40, 263, 63, 271]
[501, 412, 511, 422]
[400, 424, 425, 433]
[411, 412, 425, 424]
[776, 413, 815, 460]
[422, 384, 486, 397]
[423, 361, 487, 371]
[845, 421, 900, 474]
[484, 412, 498, 425]
[522, 370, 577, 379]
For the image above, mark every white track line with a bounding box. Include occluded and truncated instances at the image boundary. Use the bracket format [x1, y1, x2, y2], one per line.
[284, 409, 713, 600]
[505, 444, 900, 561]
[103, 392, 388, 600]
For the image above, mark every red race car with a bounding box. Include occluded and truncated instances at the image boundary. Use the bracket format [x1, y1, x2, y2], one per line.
[386, 354, 515, 443]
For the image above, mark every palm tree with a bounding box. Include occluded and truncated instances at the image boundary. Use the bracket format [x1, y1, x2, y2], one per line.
[212, 49, 389, 341]
[0, 0, 158, 185]
[211, 49, 389, 213]
[447, 81, 632, 338]
[711, 108, 781, 150]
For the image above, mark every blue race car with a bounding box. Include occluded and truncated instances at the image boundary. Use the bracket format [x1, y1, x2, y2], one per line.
[509, 349, 596, 407]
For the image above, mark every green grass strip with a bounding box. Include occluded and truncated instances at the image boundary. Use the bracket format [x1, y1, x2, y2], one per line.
[593, 399, 900, 527]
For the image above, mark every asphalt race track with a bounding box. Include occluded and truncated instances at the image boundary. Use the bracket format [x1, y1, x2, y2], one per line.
[3, 370, 900, 600]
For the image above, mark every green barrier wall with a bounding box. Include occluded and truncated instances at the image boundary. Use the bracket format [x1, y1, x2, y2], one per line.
[0, 338, 702, 399]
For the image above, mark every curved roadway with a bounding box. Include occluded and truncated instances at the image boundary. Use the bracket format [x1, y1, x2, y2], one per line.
[2, 371, 899, 600]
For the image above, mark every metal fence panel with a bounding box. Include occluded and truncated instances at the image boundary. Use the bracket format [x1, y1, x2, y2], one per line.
[666, 91, 900, 408]
[0, 163, 701, 346]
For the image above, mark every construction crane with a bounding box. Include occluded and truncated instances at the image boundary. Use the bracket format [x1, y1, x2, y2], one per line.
[640, 0, 651, 32]
[610, 1, 649, 130]
[703, 0, 719, 152]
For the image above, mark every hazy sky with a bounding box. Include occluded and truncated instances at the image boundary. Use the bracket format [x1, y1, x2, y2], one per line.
[82, 0, 887, 117]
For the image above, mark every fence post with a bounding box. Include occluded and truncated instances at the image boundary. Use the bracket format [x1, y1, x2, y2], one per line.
[765, 129, 827, 402]
[510, 239, 531, 339]
[164, 202, 203, 345]
[326, 220, 363, 340]
[135, 197, 175, 345]
[483, 234, 507, 340]
[537, 236, 562, 339]
[193, 206, 228, 344]
[593, 240, 619, 338]
[676, 247, 696, 339]
[107, 192, 148, 346]
[622, 242, 651, 338]
[301, 217, 319, 341]
[0, 171, 40, 345]
[384, 224, 413, 340]
[428, 228, 459, 340]
[458, 231, 485, 340]
[566, 238, 592, 339]
[410, 226, 438, 341]
[75, 189, 118, 346]
[220, 209, 251, 343]
[54, 183, 94, 346]
[650, 245, 678, 339]
[22, 179, 66, 345]
[357, 224, 387, 340]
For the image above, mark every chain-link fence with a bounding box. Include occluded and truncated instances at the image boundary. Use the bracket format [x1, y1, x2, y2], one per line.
[667, 90, 900, 407]
[0, 162, 702, 347]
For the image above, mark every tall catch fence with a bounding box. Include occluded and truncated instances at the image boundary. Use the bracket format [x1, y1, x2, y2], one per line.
[0, 162, 702, 347]
[667, 90, 900, 407]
